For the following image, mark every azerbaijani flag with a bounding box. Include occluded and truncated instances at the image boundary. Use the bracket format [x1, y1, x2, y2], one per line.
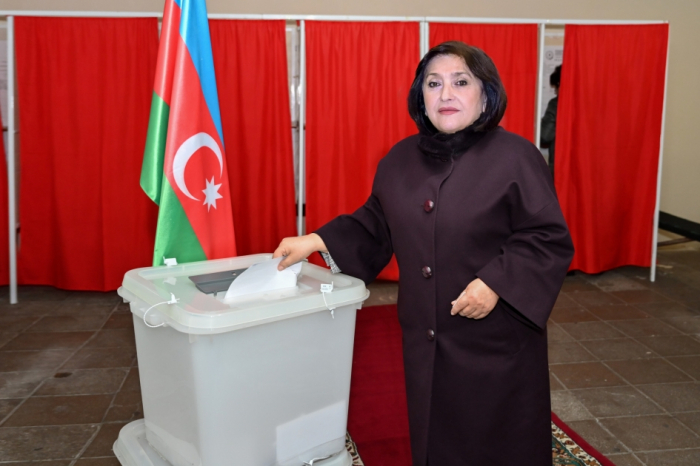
[141, 0, 237, 265]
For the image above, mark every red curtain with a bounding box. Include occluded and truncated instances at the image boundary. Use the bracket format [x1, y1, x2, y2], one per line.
[556, 25, 668, 273]
[305, 21, 420, 280]
[15, 17, 159, 291]
[0, 110, 8, 286]
[210, 20, 297, 255]
[430, 23, 538, 142]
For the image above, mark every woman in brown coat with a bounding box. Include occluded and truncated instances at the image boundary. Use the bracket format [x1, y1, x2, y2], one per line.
[274, 41, 574, 466]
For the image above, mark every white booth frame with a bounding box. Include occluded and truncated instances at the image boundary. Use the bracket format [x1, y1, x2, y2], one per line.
[0, 11, 669, 303]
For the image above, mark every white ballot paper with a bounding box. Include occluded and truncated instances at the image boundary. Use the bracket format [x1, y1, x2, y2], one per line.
[224, 257, 302, 302]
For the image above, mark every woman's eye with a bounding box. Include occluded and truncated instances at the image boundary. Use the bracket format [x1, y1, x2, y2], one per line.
[456, 80, 468, 86]
[427, 81, 440, 88]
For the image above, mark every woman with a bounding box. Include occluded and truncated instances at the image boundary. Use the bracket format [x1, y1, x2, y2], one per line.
[274, 41, 574, 465]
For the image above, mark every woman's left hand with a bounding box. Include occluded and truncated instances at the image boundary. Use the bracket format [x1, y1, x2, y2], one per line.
[450, 278, 499, 319]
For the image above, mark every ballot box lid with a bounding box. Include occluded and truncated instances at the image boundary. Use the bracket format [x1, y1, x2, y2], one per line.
[118, 254, 368, 335]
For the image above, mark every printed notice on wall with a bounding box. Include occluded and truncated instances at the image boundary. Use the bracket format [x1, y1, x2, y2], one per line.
[540, 45, 563, 119]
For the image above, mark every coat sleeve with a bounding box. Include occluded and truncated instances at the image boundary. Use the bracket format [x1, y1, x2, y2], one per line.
[476, 145, 574, 329]
[314, 159, 394, 285]
[314, 194, 393, 285]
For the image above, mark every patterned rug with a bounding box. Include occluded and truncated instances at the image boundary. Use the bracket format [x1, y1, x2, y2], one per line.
[344, 416, 616, 466]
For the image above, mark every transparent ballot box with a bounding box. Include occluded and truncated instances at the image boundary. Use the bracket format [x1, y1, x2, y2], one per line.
[113, 254, 368, 466]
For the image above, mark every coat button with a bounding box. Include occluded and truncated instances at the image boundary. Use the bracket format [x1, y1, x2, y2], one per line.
[423, 199, 435, 212]
[427, 329, 435, 341]
[422, 266, 432, 278]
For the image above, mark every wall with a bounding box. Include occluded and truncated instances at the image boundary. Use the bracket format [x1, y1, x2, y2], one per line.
[3, 0, 699, 223]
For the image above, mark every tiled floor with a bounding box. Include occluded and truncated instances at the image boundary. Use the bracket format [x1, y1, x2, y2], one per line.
[548, 243, 700, 466]
[1, 242, 700, 465]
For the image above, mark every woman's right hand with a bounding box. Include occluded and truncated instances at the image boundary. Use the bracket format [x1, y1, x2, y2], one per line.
[273, 233, 328, 271]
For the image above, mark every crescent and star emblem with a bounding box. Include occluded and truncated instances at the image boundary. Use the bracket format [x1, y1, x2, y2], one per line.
[172, 132, 224, 212]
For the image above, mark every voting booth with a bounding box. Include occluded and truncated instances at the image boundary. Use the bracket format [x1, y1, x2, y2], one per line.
[113, 254, 367, 466]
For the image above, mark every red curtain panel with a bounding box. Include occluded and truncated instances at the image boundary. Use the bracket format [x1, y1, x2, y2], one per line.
[556, 24, 668, 273]
[305, 21, 420, 280]
[15, 17, 159, 291]
[210, 20, 297, 255]
[0, 110, 8, 286]
[430, 23, 538, 142]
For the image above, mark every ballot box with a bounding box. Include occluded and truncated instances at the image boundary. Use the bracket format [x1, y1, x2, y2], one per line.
[113, 254, 368, 466]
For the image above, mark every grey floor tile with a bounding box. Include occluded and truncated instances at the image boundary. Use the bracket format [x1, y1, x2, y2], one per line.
[0, 350, 74, 373]
[0, 371, 52, 398]
[611, 289, 671, 303]
[600, 415, 700, 451]
[558, 321, 626, 340]
[550, 372, 565, 391]
[0, 398, 22, 419]
[2, 394, 113, 427]
[638, 383, 700, 412]
[85, 329, 135, 348]
[61, 347, 137, 370]
[587, 304, 651, 321]
[550, 391, 594, 421]
[635, 449, 700, 465]
[0, 332, 18, 349]
[667, 355, 700, 380]
[102, 313, 135, 329]
[569, 290, 626, 307]
[580, 338, 656, 360]
[81, 422, 126, 457]
[553, 292, 579, 309]
[35, 368, 128, 396]
[0, 315, 42, 333]
[563, 419, 628, 454]
[1, 332, 93, 351]
[587, 272, 648, 292]
[561, 279, 600, 293]
[675, 411, 700, 436]
[607, 358, 693, 385]
[637, 335, 700, 356]
[26, 315, 109, 333]
[604, 453, 644, 465]
[549, 362, 625, 389]
[571, 386, 662, 417]
[0, 424, 98, 461]
[635, 301, 699, 319]
[549, 306, 600, 324]
[547, 323, 574, 342]
[52, 302, 117, 317]
[662, 315, 700, 334]
[76, 458, 122, 465]
[548, 341, 596, 364]
[609, 318, 682, 337]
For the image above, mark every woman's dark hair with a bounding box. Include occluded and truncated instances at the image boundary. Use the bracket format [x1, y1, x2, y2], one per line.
[408, 41, 507, 134]
[550, 65, 562, 88]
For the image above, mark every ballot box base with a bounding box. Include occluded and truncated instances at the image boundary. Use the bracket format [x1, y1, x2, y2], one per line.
[114, 419, 353, 466]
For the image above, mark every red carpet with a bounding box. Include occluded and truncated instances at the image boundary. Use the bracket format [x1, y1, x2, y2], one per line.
[348, 305, 412, 465]
[348, 305, 616, 466]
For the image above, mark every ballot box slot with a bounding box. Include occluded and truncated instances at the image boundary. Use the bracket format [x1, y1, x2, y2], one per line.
[188, 268, 248, 294]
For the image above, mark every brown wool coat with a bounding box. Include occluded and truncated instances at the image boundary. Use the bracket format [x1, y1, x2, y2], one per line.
[316, 127, 574, 466]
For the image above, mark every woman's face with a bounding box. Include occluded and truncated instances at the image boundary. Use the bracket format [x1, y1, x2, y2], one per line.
[422, 54, 485, 134]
